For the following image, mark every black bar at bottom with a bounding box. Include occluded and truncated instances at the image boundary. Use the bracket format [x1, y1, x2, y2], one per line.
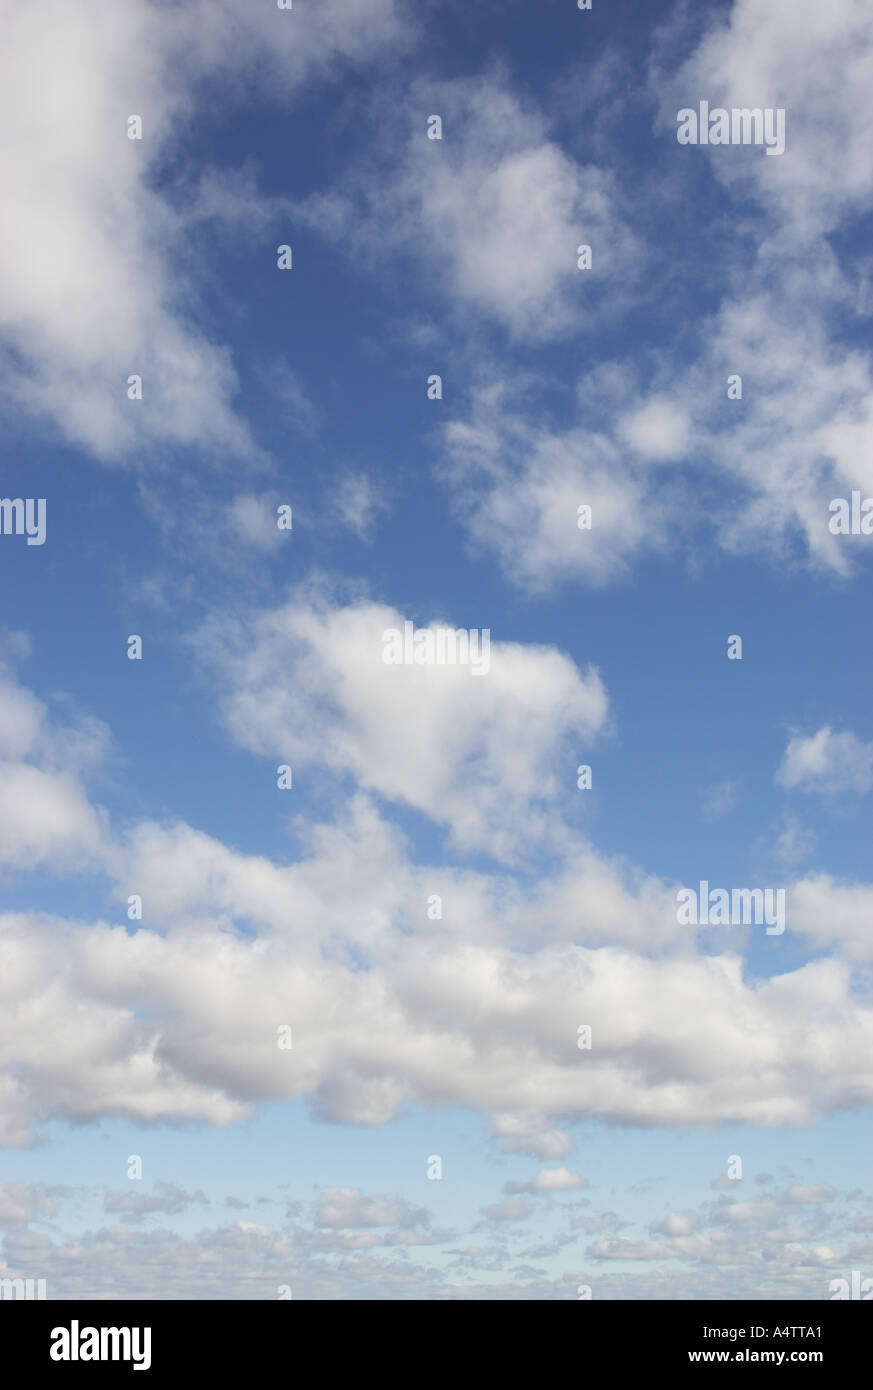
[5, 1298, 869, 1374]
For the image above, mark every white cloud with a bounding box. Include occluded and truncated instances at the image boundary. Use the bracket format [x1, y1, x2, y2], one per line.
[439, 265, 873, 588]
[588, 1236, 674, 1261]
[0, 1182, 66, 1227]
[314, 1188, 428, 1231]
[0, 764, 105, 871]
[654, 0, 873, 571]
[490, 1114, 573, 1161]
[104, 1182, 208, 1222]
[0, 1170, 861, 1299]
[789, 875, 873, 961]
[332, 471, 390, 542]
[301, 70, 639, 341]
[440, 380, 677, 592]
[506, 1167, 587, 1194]
[0, 659, 870, 1141]
[432, 1, 873, 591]
[777, 726, 873, 794]
[119, 793, 689, 964]
[4, 888, 873, 1144]
[785, 1184, 835, 1204]
[0, 0, 405, 460]
[695, 283, 873, 573]
[480, 1198, 535, 1224]
[662, 0, 873, 238]
[617, 398, 691, 462]
[652, 1211, 696, 1237]
[226, 495, 288, 552]
[195, 590, 609, 860]
[0, 672, 109, 871]
[772, 816, 817, 866]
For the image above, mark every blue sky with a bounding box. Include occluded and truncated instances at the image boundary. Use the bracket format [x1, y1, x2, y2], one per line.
[0, 0, 872, 1299]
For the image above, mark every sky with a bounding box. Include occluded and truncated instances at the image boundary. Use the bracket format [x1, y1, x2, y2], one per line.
[0, 0, 872, 1300]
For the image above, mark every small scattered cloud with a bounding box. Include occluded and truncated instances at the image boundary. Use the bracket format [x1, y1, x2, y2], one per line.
[777, 727, 873, 795]
[104, 1183, 208, 1223]
[505, 1167, 588, 1195]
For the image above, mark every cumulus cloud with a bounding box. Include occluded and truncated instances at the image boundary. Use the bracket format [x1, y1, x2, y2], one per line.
[588, 1236, 675, 1261]
[0, 0, 405, 461]
[772, 817, 817, 867]
[300, 69, 640, 341]
[5, 0, 873, 1306]
[194, 589, 609, 860]
[479, 1198, 535, 1224]
[777, 727, 873, 795]
[0, 1172, 866, 1300]
[617, 398, 691, 462]
[652, 1211, 696, 1237]
[490, 1114, 573, 1161]
[332, 471, 390, 542]
[313, 1188, 429, 1231]
[439, 379, 679, 592]
[0, 1183, 68, 1228]
[0, 764, 106, 871]
[654, 0, 873, 572]
[784, 1184, 835, 1204]
[4, 889, 873, 1144]
[788, 875, 873, 961]
[0, 654, 869, 1143]
[439, 298, 873, 589]
[505, 1168, 588, 1194]
[660, 0, 873, 238]
[439, 271, 873, 589]
[0, 667, 109, 872]
[104, 1182, 208, 1223]
[429, 0, 873, 591]
[225, 495, 290, 552]
[119, 792, 690, 959]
